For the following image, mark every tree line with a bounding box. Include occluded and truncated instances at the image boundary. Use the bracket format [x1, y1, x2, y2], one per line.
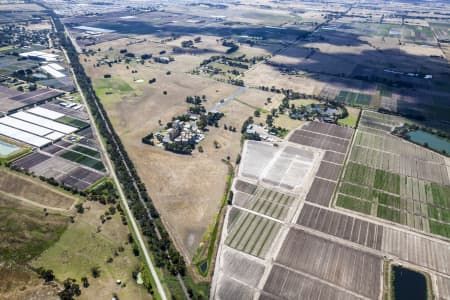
[50, 11, 188, 287]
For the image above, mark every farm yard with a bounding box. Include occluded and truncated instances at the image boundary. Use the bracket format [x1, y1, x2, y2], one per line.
[336, 111, 450, 238]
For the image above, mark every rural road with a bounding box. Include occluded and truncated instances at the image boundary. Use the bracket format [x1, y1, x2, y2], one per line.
[61, 25, 169, 300]
[209, 85, 248, 112]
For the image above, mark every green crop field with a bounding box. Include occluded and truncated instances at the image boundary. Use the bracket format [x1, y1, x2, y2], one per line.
[377, 205, 401, 223]
[429, 220, 450, 238]
[428, 206, 450, 223]
[72, 145, 101, 159]
[374, 170, 400, 194]
[57, 116, 90, 129]
[336, 90, 372, 106]
[336, 194, 372, 214]
[344, 162, 375, 186]
[374, 191, 401, 209]
[340, 182, 371, 199]
[430, 183, 450, 209]
[60, 150, 105, 171]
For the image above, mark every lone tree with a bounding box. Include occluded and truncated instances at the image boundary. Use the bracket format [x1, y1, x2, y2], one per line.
[81, 277, 89, 288]
[91, 266, 101, 278]
[36, 267, 55, 282]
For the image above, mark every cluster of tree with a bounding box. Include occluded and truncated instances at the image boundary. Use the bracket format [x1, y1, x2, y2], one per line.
[13, 68, 39, 82]
[86, 180, 118, 205]
[228, 78, 244, 86]
[222, 40, 239, 54]
[186, 95, 206, 105]
[141, 54, 152, 60]
[220, 59, 248, 69]
[50, 13, 188, 280]
[241, 116, 262, 141]
[181, 40, 194, 48]
[198, 111, 224, 129]
[153, 56, 174, 64]
[142, 133, 154, 145]
[164, 142, 194, 155]
[58, 278, 81, 300]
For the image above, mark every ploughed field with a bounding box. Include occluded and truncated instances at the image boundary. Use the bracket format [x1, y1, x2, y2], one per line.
[336, 111, 450, 238]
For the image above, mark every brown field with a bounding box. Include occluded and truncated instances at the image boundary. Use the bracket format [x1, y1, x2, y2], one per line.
[233, 88, 284, 112]
[0, 263, 60, 300]
[0, 168, 77, 211]
[244, 64, 325, 95]
[23, 20, 52, 31]
[82, 47, 257, 260]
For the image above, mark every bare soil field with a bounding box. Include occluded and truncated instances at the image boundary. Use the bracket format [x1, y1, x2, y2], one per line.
[276, 228, 382, 299]
[0, 168, 76, 210]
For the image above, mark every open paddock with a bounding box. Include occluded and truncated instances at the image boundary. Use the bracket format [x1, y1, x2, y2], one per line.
[262, 265, 365, 300]
[276, 229, 382, 299]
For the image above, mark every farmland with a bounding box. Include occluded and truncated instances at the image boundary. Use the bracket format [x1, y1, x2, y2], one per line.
[33, 201, 149, 300]
[8, 0, 447, 298]
[225, 210, 281, 258]
[0, 168, 76, 210]
[336, 111, 450, 238]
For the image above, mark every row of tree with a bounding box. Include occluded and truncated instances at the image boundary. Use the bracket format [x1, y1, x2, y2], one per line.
[50, 11, 188, 287]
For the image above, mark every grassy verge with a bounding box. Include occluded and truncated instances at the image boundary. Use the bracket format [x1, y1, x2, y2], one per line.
[193, 160, 234, 277]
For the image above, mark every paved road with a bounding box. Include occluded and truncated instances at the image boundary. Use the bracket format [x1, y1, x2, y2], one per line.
[209, 86, 248, 112]
[60, 26, 169, 300]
